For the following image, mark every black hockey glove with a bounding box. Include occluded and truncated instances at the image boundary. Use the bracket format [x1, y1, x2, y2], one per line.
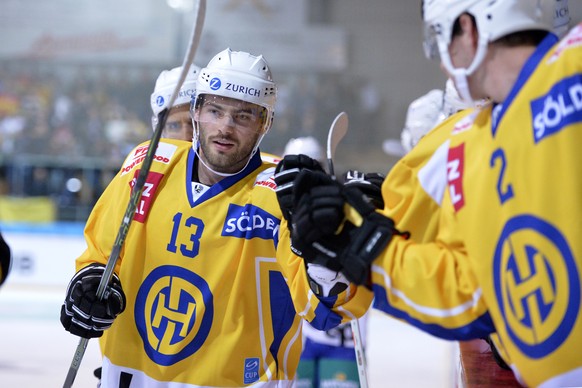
[343, 170, 385, 209]
[338, 186, 407, 285]
[61, 263, 126, 339]
[291, 170, 406, 285]
[274, 154, 325, 223]
[0, 232, 11, 286]
[287, 170, 346, 272]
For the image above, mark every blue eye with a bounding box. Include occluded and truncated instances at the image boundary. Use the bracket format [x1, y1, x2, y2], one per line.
[166, 121, 181, 130]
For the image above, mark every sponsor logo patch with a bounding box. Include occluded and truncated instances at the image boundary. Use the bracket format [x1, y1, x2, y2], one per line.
[210, 77, 221, 91]
[531, 74, 582, 143]
[222, 204, 279, 245]
[447, 143, 465, 211]
[548, 24, 582, 63]
[255, 169, 277, 191]
[451, 108, 481, 135]
[243, 358, 260, 384]
[130, 170, 164, 223]
[120, 142, 178, 176]
[208, 77, 262, 98]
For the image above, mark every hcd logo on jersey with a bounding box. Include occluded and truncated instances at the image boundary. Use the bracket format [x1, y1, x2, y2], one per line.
[135, 265, 214, 366]
[222, 203, 280, 246]
[531, 74, 582, 143]
[493, 215, 580, 358]
[244, 358, 260, 384]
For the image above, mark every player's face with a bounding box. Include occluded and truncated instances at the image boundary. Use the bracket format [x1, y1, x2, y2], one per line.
[194, 95, 266, 173]
[163, 104, 193, 141]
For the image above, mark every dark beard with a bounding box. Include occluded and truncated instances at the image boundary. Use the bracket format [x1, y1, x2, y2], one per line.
[198, 134, 258, 173]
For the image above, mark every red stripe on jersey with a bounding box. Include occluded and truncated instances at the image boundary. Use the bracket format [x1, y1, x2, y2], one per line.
[130, 170, 164, 223]
[447, 143, 465, 212]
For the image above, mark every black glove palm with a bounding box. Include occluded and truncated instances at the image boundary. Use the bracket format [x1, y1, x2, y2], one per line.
[61, 263, 126, 338]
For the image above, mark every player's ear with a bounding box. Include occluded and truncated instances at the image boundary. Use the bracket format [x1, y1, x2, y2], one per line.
[459, 14, 479, 48]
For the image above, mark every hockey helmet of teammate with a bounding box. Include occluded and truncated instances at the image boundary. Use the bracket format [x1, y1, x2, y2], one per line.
[400, 89, 444, 153]
[422, 0, 555, 103]
[192, 48, 276, 152]
[283, 136, 324, 163]
[150, 64, 201, 130]
[553, 0, 570, 38]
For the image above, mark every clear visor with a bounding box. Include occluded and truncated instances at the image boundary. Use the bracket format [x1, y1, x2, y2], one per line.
[151, 104, 193, 133]
[423, 23, 441, 60]
[191, 94, 267, 134]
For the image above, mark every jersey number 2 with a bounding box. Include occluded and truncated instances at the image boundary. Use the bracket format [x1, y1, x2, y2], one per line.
[490, 148, 514, 204]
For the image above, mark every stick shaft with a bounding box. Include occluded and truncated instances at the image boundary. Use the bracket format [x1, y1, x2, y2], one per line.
[325, 111, 369, 387]
[327, 158, 336, 177]
[351, 319, 369, 388]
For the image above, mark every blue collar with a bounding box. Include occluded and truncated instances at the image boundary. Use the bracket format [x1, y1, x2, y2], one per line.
[187, 149, 263, 206]
[491, 32, 559, 137]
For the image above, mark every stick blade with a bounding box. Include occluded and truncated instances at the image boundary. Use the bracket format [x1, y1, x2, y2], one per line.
[326, 111, 349, 160]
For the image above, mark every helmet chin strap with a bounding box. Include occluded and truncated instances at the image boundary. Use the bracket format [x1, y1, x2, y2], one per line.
[450, 70, 472, 105]
[192, 123, 266, 179]
[439, 33, 490, 105]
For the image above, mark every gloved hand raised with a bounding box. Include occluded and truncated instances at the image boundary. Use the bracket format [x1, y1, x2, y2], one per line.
[343, 170, 385, 209]
[60, 263, 126, 338]
[291, 170, 406, 285]
[274, 154, 325, 223]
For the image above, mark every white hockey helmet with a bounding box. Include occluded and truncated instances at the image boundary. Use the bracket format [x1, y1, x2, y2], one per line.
[283, 136, 324, 162]
[553, 0, 570, 38]
[194, 48, 277, 136]
[150, 64, 201, 119]
[400, 89, 444, 153]
[422, 0, 555, 103]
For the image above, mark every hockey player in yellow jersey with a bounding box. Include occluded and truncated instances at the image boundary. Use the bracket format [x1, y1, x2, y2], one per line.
[60, 48, 372, 387]
[282, 1, 582, 387]
[150, 63, 201, 141]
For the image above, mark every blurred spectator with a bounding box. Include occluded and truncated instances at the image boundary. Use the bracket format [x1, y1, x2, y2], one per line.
[0, 60, 382, 222]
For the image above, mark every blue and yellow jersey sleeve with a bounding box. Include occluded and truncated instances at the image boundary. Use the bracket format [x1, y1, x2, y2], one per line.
[372, 110, 494, 340]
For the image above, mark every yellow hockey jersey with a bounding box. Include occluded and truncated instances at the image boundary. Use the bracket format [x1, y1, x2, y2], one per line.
[373, 26, 582, 387]
[382, 108, 474, 243]
[76, 139, 372, 387]
[373, 107, 494, 340]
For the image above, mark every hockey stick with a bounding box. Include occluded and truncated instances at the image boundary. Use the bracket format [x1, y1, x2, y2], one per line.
[326, 111, 348, 177]
[325, 111, 369, 388]
[62, 2, 206, 387]
[350, 318, 369, 388]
